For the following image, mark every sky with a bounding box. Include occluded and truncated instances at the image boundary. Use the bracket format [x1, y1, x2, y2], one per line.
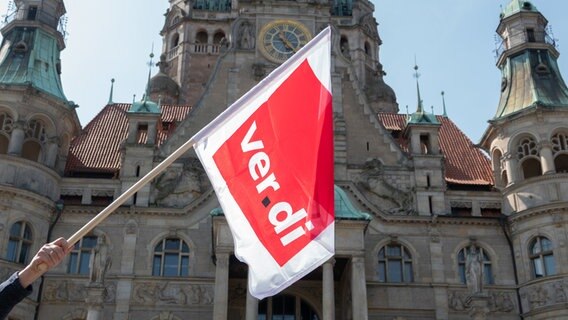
[1, 0, 568, 143]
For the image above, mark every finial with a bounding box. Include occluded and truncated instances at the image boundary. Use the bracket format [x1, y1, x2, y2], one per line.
[108, 78, 115, 105]
[441, 91, 448, 117]
[144, 47, 155, 102]
[413, 59, 423, 114]
[133, 94, 136, 104]
[431, 106, 434, 114]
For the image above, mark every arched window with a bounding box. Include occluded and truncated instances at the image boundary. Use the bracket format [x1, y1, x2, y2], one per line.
[7, 221, 32, 264]
[377, 243, 413, 283]
[529, 236, 555, 278]
[457, 246, 494, 285]
[171, 33, 180, 48]
[517, 136, 541, 179]
[364, 41, 371, 55]
[68, 235, 98, 274]
[551, 132, 568, 172]
[0, 112, 13, 154]
[196, 31, 208, 44]
[213, 31, 225, 44]
[258, 294, 320, 320]
[22, 119, 47, 162]
[152, 238, 190, 276]
[340, 36, 350, 58]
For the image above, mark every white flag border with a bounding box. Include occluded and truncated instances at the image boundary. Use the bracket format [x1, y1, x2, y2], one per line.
[194, 26, 333, 299]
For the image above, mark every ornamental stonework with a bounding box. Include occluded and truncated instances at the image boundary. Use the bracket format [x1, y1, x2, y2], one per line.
[133, 282, 213, 306]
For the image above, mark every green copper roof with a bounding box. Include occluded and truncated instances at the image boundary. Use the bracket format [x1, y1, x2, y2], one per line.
[334, 185, 371, 220]
[209, 185, 371, 221]
[495, 50, 568, 119]
[501, 0, 539, 19]
[0, 27, 67, 101]
[129, 96, 161, 114]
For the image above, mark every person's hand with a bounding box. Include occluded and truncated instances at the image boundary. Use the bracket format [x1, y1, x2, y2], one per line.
[18, 238, 70, 288]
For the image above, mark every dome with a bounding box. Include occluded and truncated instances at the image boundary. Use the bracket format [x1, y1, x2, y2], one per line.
[129, 97, 160, 114]
[149, 72, 179, 100]
[501, 0, 539, 19]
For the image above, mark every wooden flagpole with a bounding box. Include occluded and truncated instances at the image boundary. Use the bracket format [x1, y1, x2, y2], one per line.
[38, 137, 197, 271]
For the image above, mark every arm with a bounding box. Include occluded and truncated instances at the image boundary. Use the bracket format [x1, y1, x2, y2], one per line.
[0, 238, 69, 319]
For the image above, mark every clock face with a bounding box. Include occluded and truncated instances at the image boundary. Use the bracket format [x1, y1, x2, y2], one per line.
[259, 20, 312, 63]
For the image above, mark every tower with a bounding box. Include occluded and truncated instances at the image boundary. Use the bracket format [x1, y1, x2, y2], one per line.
[480, 1, 568, 318]
[405, 65, 445, 216]
[0, 0, 80, 317]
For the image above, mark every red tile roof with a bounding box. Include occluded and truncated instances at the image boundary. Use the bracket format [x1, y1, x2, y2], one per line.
[378, 113, 494, 186]
[65, 103, 191, 175]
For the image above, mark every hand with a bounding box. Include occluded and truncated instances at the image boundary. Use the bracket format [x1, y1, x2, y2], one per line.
[278, 31, 297, 53]
[18, 238, 70, 288]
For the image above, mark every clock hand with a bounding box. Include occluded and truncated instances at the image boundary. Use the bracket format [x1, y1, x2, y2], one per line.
[278, 31, 298, 53]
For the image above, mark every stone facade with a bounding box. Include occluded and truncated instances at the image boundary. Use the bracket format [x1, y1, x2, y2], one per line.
[1, 0, 568, 319]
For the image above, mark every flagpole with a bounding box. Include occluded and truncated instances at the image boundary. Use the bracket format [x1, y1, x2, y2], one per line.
[38, 136, 197, 271]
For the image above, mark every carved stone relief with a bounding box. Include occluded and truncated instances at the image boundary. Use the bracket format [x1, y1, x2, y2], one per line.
[150, 158, 207, 208]
[43, 280, 116, 303]
[355, 159, 415, 215]
[133, 282, 213, 306]
[520, 280, 568, 312]
[448, 290, 515, 313]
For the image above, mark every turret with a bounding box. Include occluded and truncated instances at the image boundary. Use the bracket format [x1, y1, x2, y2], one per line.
[481, 0, 568, 212]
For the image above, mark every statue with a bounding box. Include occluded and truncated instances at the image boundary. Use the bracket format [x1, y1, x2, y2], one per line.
[238, 21, 255, 50]
[89, 235, 111, 284]
[465, 244, 483, 295]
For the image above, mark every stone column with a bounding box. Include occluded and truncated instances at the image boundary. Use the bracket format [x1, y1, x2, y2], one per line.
[86, 285, 105, 320]
[245, 287, 258, 320]
[350, 255, 368, 320]
[114, 221, 138, 320]
[539, 141, 555, 174]
[213, 252, 230, 319]
[7, 121, 25, 155]
[503, 153, 519, 185]
[322, 258, 335, 320]
[45, 137, 59, 167]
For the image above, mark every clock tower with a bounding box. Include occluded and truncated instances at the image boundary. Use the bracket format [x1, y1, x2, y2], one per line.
[154, 0, 400, 172]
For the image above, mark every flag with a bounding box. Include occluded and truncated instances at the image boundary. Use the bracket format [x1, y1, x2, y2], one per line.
[193, 26, 334, 299]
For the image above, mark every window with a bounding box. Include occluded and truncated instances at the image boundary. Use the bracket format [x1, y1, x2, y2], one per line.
[27, 6, 38, 20]
[0, 112, 13, 154]
[171, 33, 180, 48]
[527, 28, 536, 42]
[517, 136, 541, 179]
[377, 243, 413, 283]
[457, 246, 494, 285]
[152, 238, 190, 277]
[551, 132, 568, 172]
[7, 222, 32, 264]
[213, 31, 225, 45]
[22, 119, 47, 162]
[529, 236, 556, 278]
[258, 294, 320, 320]
[68, 236, 98, 274]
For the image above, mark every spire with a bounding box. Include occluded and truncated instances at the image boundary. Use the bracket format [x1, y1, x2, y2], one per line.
[0, 0, 68, 102]
[494, 0, 568, 119]
[441, 91, 448, 117]
[129, 51, 160, 114]
[414, 63, 424, 114]
[407, 62, 439, 125]
[144, 51, 155, 103]
[108, 78, 115, 105]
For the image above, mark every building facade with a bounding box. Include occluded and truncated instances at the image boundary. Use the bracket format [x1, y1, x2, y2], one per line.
[0, 0, 567, 319]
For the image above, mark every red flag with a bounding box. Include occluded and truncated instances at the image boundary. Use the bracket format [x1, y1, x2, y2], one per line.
[194, 27, 333, 299]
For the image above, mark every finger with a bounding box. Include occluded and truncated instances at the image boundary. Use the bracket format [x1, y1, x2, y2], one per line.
[52, 237, 69, 250]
